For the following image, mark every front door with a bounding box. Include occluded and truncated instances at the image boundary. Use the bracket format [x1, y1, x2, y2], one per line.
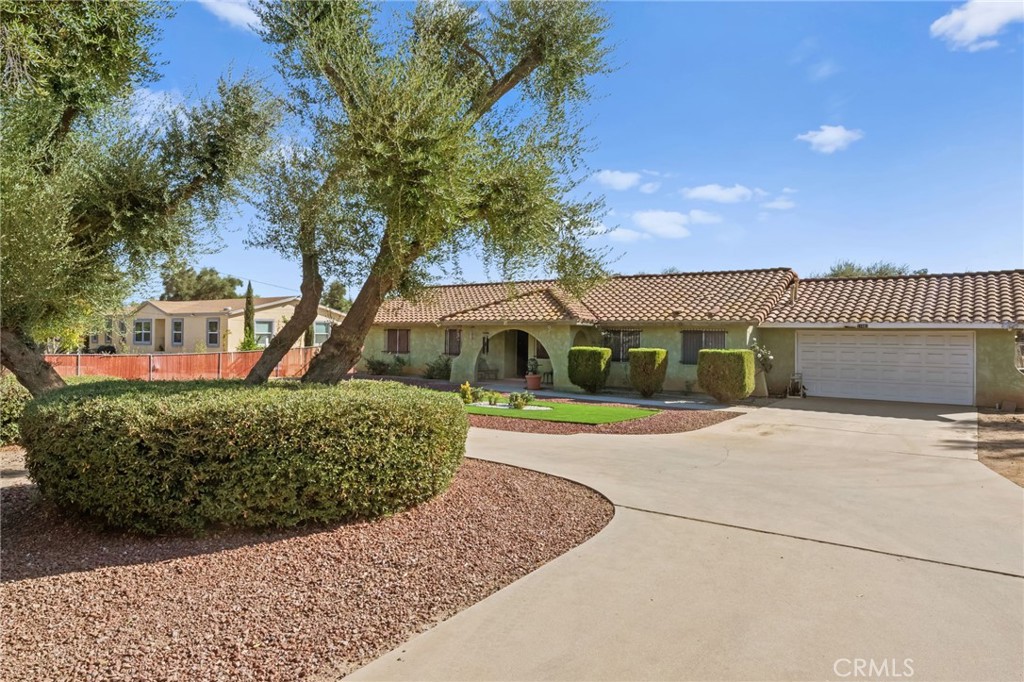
[516, 331, 529, 377]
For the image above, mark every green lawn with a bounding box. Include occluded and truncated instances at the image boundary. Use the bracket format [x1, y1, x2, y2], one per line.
[464, 400, 658, 425]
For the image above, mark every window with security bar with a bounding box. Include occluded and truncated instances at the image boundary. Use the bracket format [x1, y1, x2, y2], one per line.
[680, 330, 727, 364]
[601, 329, 642, 362]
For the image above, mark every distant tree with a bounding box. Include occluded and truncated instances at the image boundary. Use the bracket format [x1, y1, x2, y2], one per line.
[238, 281, 261, 350]
[0, 1, 276, 397]
[160, 266, 244, 301]
[321, 281, 352, 312]
[813, 260, 928, 278]
[243, 0, 611, 385]
[661, 267, 682, 274]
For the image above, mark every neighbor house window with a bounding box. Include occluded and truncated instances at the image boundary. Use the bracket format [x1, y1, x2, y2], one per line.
[386, 328, 410, 354]
[171, 318, 184, 346]
[602, 329, 642, 362]
[313, 321, 331, 346]
[206, 318, 220, 348]
[89, 332, 99, 346]
[681, 330, 727, 364]
[444, 329, 462, 356]
[535, 341, 550, 360]
[133, 319, 152, 345]
[254, 320, 274, 347]
[117, 320, 127, 339]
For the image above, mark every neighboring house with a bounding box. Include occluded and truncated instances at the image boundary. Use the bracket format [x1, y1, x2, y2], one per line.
[91, 297, 345, 353]
[366, 267, 1024, 407]
[367, 268, 797, 394]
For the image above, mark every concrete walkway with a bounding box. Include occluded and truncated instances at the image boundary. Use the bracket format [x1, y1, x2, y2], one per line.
[349, 399, 1024, 681]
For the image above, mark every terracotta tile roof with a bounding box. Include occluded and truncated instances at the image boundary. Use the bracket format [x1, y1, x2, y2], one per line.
[145, 297, 297, 315]
[374, 268, 797, 325]
[763, 270, 1024, 325]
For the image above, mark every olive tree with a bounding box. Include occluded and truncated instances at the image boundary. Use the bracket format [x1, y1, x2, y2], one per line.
[0, 0, 277, 396]
[244, 0, 611, 384]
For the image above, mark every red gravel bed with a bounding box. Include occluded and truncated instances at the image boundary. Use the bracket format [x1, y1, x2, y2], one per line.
[467, 399, 740, 435]
[1, 456, 612, 681]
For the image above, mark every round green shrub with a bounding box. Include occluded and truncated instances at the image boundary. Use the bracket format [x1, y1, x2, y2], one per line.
[1, 374, 118, 446]
[696, 349, 755, 403]
[568, 346, 612, 393]
[628, 348, 668, 398]
[20, 379, 468, 534]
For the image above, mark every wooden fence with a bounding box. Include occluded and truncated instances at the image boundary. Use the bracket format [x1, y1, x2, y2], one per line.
[44, 347, 322, 381]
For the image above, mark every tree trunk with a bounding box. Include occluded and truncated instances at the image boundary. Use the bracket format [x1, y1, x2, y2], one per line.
[243, 251, 324, 385]
[302, 268, 392, 384]
[1, 327, 66, 397]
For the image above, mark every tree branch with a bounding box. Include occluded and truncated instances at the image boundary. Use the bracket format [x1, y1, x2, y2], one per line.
[462, 41, 496, 82]
[469, 50, 542, 123]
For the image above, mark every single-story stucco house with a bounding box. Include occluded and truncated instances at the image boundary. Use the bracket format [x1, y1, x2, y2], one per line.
[93, 297, 345, 354]
[364, 267, 1024, 407]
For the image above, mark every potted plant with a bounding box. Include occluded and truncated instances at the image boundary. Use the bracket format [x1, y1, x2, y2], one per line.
[525, 357, 542, 390]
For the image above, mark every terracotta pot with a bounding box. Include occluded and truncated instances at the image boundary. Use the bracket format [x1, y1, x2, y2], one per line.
[525, 373, 542, 390]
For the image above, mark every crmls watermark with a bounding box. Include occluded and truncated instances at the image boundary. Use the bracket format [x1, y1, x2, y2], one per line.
[833, 658, 914, 678]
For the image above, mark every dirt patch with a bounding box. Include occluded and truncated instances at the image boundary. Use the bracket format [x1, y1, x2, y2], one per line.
[1, 454, 612, 681]
[978, 411, 1024, 487]
[468, 400, 739, 435]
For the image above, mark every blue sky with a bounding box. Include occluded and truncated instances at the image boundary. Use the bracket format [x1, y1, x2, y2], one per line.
[141, 1, 1023, 296]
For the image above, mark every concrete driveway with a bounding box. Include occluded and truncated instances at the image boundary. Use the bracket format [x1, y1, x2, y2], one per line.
[349, 399, 1024, 681]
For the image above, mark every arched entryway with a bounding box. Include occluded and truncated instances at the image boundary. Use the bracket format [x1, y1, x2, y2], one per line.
[479, 329, 550, 380]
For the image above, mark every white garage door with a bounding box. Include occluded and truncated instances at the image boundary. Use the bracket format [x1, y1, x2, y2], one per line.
[796, 330, 975, 405]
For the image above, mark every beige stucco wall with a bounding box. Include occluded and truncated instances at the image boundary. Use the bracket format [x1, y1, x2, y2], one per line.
[975, 329, 1024, 408]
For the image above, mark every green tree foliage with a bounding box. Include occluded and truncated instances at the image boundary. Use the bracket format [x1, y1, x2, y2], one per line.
[160, 265, 243, 301]
[321, 280, 352, 312]
[244, 0, 612, 385]
[813, 260, 928, 278]
[0, 0, 277, 396]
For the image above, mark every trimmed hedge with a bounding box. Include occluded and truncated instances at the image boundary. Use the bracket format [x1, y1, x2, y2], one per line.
[0, 374, 117, 445]
[697, 349, 755, 403]
[568, 346, 612, 393]
[20, 379, 468, 534]
[628, 348, 668, 398]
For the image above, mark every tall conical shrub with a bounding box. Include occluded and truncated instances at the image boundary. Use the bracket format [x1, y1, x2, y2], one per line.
[238, 281, 260, 351]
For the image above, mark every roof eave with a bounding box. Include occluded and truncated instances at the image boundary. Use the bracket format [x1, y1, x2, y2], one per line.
[759, 321, 1016, 330]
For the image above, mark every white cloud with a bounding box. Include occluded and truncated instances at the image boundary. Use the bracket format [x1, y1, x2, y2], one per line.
[753, 187, 769, 198]
[632, 211, 691, 239]
[687, 209, 723, 224]
[762, 197, 796, 210]
[197, 0, 261, 32]
[795, 124, 864, 153]
[638, 181, 661, 194]
[681, 183, 753, 203]
[930, 0, 1024, 52]
[782, 187, 798, 194]
[593, 170, 642, 191]
[606, 227, 651, 243]
[808, 59, 839, 81]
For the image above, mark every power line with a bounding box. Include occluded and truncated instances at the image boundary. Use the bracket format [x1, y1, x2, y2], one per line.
[221, 273, 301, 294]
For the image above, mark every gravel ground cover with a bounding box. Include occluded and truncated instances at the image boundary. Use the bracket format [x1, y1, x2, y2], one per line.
[1, 455, 612, 681]
[467, 399, 740, 435]
[978, 411, 1024, 486]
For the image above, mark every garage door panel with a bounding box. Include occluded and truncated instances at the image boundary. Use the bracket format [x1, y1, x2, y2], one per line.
[796, 331, 974, 406]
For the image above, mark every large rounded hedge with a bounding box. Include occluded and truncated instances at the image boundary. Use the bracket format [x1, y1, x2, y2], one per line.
[1, 374, 118, 445]
[20, 379, 468, 534]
